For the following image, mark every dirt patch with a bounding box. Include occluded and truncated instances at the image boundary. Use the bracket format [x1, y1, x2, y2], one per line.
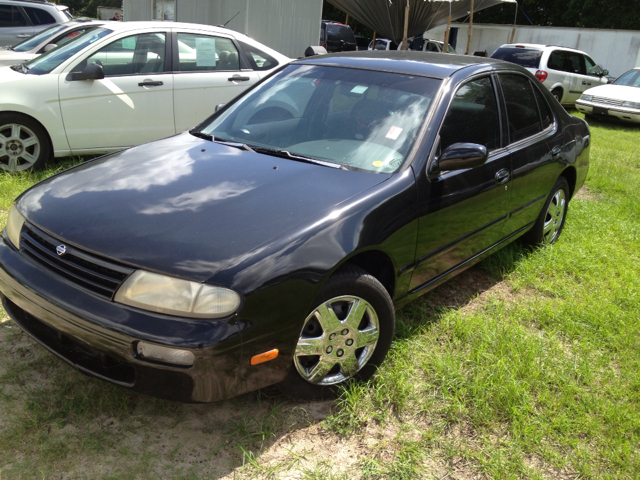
[573, 187, 602, 201]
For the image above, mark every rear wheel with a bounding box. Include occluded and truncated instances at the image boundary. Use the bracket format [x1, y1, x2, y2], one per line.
[0, 113, 50, 172]
[278, 265, 395, 399]
[522, 176, 570, 245]
[551, 88, 563, 104]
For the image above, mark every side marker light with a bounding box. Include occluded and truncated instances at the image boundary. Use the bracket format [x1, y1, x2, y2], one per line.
[251, 349, 279, 366]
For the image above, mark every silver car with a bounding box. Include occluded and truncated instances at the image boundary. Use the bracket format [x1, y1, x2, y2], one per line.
[0, 18, 102, 67]
[0, 0, 70, 47]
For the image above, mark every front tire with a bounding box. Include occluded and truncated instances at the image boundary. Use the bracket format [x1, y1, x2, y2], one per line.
[522, 176, 570, 246]
[0, 113, 51, 172]
[278, 265, 395, 399]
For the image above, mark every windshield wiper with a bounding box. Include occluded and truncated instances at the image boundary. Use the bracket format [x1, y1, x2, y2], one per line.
[10, 63, 28, 74]
[212, 138, 255, 152]
[252, 147, 347, 169]
[190, 130, 213, 141]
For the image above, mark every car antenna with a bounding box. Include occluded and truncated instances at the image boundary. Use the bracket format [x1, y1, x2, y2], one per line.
[218, 11, 240, 28]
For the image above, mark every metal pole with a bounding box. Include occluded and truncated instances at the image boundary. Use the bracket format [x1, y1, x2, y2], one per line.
[465, 0, 475, 55]
[402, 0, 410, 50]
[509, 1, 518, 43]
[443, 1, 451, 52]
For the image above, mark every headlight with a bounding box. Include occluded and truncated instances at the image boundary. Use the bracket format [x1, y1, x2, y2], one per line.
[580, 94, 593, 102]
[622, 101, 640, 109]
[5, 205, 25, 249]
[114, 270, 242, 319]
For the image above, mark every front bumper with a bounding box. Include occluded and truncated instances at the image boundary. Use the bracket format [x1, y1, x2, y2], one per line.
[575, 99, 640, 123]
[0, 234, 250, 403]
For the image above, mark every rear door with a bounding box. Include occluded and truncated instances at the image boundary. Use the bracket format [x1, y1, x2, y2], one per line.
[171, 29, 259, 133]
[0, 5, 34, 46]
[59, 30, 174, 151]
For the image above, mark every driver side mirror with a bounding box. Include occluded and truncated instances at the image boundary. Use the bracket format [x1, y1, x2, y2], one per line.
[66, 63, 105, 81]
[601, 69, 609, 77]
[432, 143, 488, 174]
[215, 103, 226, 112]
[43, 43, 57, 52]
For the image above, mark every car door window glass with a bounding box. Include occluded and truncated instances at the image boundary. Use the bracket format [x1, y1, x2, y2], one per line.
[238, 40, 278, 71]
[0, 5, 27, 27]
[568, 52, 586, 75]
[426, 42, 439, 52]
[177, 33, 239, 72]
[439, 76, 500, 153]
[23, 7, 56, 26]
[11, 22, 67, 52]
[533, 87, 553, 130]
[499, 74, 542, 143]
[584, 55, 600, 76]
[84, 33, 166, 76]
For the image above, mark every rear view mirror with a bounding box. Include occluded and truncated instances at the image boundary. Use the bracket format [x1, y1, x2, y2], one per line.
[67, 63, 105, 81]
[435, 143, 488, 172]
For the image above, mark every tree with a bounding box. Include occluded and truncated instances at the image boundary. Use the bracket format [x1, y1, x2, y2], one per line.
[473, 0, 640, 30]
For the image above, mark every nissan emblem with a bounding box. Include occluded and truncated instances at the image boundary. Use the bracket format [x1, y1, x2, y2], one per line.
[56, 244, 67, 256]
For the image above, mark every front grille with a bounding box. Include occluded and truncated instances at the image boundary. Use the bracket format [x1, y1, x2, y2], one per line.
[20, 223, 134, 299]
[592, 96, 624, 107]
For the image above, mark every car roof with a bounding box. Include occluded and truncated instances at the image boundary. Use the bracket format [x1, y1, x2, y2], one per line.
[498, 43, 588, 55]
[294, 51, 505, 79]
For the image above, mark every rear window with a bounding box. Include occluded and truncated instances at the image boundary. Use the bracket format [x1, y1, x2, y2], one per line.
[23, 6, 56, 26]
[491, 47, 543, 69]
[327, 24, 355, 43]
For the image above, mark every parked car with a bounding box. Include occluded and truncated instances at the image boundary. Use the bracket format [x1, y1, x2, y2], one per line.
[405, 36, 456, 53]
[354, 34, 370, 51]
[490, 43, 608, 105]
[575, 67, 640, 123]
[0, 21, 289, 172]
[0, 51, 590, 402]
[0, 0, 70, 47]
[320, 20, 356, 53]
[0, 18, 103, 67]
[368, 38, 398, 50]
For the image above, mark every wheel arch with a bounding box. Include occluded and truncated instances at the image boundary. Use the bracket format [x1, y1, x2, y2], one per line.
[560, 166, 577, 199]
[335, 249, 396, 300]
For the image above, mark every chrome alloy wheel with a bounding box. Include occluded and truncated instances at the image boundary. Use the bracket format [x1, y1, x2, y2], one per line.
[0, 123, 41, 172]
[542, 188, 566, 243]
[294, 295, 380, 386]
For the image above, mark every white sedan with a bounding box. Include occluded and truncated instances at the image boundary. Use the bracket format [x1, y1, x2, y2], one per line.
[576, 68, 640, 123]
[0, 21, 289, 171]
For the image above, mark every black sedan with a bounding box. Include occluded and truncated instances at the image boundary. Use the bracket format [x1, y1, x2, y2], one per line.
[0, 52, 590, 402]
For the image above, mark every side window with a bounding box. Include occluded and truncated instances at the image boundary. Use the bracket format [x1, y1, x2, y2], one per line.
[426, 42, 439, 52]
[23, 7, 56, 26]
[0, 5, 27, 27]
[499, 74, 542, 143]
[584, 55, 600, 76]
[239, 41, 279, 71]
[547, 50, 565, 71]
[533, 86, 553, 130]
[568, 52, 585, 75]
[439, 76, 501, 153]
[177, 33, 239, 72]
[83, 33, 166, 76]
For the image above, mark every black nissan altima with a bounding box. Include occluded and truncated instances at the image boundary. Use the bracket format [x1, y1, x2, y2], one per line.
[0, 52, 590, 402]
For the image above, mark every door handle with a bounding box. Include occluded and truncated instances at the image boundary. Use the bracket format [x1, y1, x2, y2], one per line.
[551, 146, 562, 158]
[582, 81, 591, 85]
[138, 81, 163, 87]
[495, 169, 510, 184]
[16, 34, 30, 38]
[228, 76, 251, 82]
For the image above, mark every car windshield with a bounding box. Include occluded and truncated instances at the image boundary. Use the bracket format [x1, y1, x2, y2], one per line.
[198, 64, 440, 173]
[10, 23, 68, 52]
[613, 69, 640, 87]
[23, 27, 112, 75]
[491, 47, 542, 69]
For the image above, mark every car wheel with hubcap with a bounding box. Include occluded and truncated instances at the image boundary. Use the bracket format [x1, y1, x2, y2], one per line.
[522, 176, 570, 245]
[551, 88, 563, 104]
[0, 113, 50, 172]
[278, 264, 395, 399]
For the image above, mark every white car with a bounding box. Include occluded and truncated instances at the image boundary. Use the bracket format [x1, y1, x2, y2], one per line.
[405, 36, 456, 53]
[0, 18, 103, 67]
[0, 21, 289, 171]
[490, 43, 608, 105]
[575, 68, 640, 123]
[0, 0, 70, 47]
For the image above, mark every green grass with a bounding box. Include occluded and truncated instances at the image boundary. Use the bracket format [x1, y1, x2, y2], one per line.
[1, 114, 639, 479]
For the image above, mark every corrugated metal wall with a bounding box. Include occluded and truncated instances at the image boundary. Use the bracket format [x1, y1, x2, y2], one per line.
[425, 23, 640, 77]
[123, 0, 322, 58]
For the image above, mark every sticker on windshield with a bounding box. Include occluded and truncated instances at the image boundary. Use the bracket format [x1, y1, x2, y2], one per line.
[372, 161, 384, 167]
[385, 126, 403, 140]
[196, 37, 217, 67]
[350, 85, 368, 94]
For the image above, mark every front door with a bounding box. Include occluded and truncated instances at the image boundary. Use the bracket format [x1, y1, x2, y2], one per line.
[409, 74, 511, 292]
[59, 31, 174, 152]
[172, 31, 259, 133]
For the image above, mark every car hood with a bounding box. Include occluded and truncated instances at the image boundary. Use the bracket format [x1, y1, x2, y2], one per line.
[584, 84, 640, 102]
[17, 132, 390, 282]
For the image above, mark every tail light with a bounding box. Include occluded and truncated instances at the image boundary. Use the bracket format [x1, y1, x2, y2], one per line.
[535, 70, 548, 82]
[322, 43, 326, 49]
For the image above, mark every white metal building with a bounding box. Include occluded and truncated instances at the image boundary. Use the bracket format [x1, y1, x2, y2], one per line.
[123, 0, 323, 58]
[425, 22, 640, 77]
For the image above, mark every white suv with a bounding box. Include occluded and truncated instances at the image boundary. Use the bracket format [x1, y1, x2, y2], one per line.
[490, 43, 608, 105]
[0, 0, 70, 47]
